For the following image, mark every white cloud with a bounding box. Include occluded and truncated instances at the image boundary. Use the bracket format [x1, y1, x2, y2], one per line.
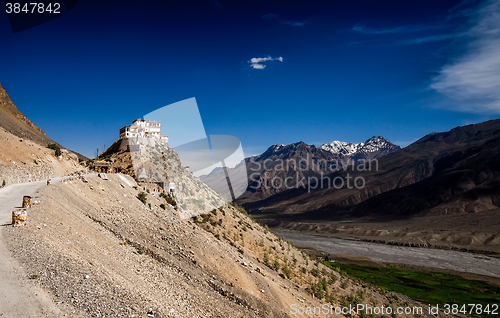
[250, 56, 273, 64]
[431, 0, 500, 114]
[251, 64, 266, 69]
[248, 55, 283, 70]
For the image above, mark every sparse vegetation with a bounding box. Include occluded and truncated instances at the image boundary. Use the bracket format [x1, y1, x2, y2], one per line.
[160, 192, 177, 209]
[47, 143, 61, 157]
[137, 192, 147, 204]
[188, 203, 423, 317]
[28, 274, 41, 280]
[328, 262, 500, 317]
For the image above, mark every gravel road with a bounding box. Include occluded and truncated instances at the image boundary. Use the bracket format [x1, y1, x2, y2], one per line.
[0, 178, 65, 317]
[273, 228, 500, 278]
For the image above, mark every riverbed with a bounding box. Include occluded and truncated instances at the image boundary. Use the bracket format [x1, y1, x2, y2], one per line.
[273, 228, 500, 278]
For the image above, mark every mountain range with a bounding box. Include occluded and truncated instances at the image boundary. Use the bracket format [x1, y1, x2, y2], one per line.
[232, 119, 500, 223]
[200, 136, 400, 203]
[321, 136, 401, 160]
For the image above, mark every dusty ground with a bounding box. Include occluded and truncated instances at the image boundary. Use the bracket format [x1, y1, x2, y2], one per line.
[1, 174, 424, 317]
[2, 174, 322, 317]
[0, 178, 68, 317]
[0, 126, 83, 178]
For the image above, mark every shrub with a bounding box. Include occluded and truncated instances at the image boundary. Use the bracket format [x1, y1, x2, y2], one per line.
[160, 204, 166, 210]
[47, 143, 61, 157]
[273, 260, 280, 271]
[263, 252, 270, 266]
[163, 192, 177, 209]
[28, 274, 41, 280]
[264, 224, 269, 233]
[328, 273, 338, 284]
[137, 192, 147, 204]
[282, 266, 292, 279]
[310, 268, 319, 277]
[1, 180, 5, 188]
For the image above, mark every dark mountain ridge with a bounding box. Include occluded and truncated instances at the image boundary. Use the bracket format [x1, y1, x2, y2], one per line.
[240, 119, 500, 221]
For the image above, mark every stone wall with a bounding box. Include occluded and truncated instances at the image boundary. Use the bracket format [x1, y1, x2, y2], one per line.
[0, 164, 54, 187]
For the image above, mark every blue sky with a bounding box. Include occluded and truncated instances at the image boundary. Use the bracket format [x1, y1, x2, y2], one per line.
[1, 0, 499, 159]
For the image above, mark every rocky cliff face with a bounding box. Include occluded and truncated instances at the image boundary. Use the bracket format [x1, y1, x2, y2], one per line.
[101, 137, 227, 218]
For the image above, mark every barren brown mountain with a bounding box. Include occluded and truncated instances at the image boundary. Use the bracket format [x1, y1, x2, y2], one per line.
[0, 83, 86, 159]
[240, 119, 500, 220]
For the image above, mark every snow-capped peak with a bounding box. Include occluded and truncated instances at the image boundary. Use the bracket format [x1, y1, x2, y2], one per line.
[321, 136, 398, 156]
[320, 140, 361, 156]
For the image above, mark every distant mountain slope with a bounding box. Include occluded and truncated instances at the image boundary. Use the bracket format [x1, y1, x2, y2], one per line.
[349, 120, 500, 218]
[241, 119, 500, 220]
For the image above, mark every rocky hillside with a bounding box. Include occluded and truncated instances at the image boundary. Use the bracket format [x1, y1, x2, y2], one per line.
[0, 83, 87, 186]
[99, 137, 226, 218]
[0, 126, 85, 187]
[5, 173, 418, 317]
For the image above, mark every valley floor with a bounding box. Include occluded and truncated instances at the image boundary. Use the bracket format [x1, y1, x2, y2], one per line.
[273, 227, 500, 280]
[257, 210, 500, 256]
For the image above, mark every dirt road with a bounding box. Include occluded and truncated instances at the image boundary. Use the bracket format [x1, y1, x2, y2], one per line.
[0, 179, 65, 317]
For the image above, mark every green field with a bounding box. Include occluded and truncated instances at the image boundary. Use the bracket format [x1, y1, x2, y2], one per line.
[323, 262, 500, 317]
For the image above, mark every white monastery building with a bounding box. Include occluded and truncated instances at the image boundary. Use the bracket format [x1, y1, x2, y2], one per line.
[119, 119, 168, 142]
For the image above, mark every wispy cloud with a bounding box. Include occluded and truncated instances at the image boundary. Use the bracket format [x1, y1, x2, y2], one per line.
[352, 23, 442, 35]
[248, 56, 283, 69]
[431, 0, 500, 114]
[262, 13, 307, 27]
[351, 22, 458, 46]
[402, 33, 459, 45]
